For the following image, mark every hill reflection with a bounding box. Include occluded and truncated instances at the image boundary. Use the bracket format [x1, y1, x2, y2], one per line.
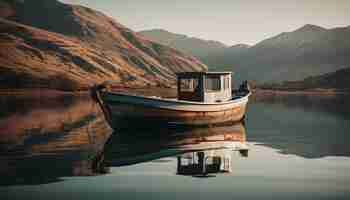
[248, 94, 350, 158]
[0, 95, 112, 186]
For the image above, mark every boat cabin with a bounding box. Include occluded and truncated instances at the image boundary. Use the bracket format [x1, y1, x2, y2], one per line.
[176, 72, 232, 103]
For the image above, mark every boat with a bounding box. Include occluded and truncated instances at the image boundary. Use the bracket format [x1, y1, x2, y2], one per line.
[97, 71, 251, 126]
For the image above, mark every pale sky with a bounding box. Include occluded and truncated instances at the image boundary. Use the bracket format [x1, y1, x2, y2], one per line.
[61, 0, 350, 45]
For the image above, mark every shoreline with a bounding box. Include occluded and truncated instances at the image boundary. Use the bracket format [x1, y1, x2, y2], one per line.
[253, 88, 350, 96]
[0, 88, 89, 98]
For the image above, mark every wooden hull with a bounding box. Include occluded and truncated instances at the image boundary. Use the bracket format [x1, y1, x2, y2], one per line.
[101, 91, 250, 126]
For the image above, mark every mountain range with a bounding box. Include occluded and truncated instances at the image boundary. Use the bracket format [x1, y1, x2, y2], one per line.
[140, 24, 350, 84]
[0, 0, 207, 90]
[1, 0, 349, 91]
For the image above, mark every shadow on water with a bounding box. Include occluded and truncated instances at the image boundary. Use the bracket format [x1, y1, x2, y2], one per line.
[247, 94, 350, 158]
[0, 95, 113, 186]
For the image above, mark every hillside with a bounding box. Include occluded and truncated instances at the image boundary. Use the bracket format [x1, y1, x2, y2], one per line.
[0, 0, 207, 90]
[141, 25, 350, 84]
[260, 67, 350, 91]
[201, 44, 250, 70]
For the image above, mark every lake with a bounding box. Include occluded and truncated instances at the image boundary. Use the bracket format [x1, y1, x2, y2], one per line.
[1, 93, 350, 200]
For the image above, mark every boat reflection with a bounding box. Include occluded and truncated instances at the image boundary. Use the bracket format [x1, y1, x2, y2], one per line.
[105, 122, 248, 177]
[0, 95, 112, 186]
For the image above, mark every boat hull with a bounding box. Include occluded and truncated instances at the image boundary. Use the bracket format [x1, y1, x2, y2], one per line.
[101, 92, 250, 126]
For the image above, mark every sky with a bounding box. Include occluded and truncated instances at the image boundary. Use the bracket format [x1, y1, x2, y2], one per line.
[61, 0, 350, 45]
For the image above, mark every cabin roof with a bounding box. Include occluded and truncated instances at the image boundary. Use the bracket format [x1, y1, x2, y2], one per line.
[176, 71, 232, 78]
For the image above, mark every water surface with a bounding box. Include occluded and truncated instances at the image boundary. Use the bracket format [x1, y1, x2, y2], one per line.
[0, 93, 350, 200]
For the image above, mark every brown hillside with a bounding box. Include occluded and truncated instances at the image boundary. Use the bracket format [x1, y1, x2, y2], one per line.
[0, 0, 207, 90]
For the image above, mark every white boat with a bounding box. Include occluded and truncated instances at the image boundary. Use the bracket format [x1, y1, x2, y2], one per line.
[98, 71, 251, 126]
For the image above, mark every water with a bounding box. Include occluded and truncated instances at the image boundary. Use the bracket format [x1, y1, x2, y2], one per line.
[0, 93, 350, 200]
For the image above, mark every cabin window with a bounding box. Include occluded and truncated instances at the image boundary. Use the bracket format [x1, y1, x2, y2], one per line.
[180, 78, 199, 92]
[224, 158, 230, 171]
[223, 75, 230, 90]
[205, 75, 221, 92]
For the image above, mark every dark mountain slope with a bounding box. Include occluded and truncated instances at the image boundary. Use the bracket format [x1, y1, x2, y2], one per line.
[261, 67, 350, 91]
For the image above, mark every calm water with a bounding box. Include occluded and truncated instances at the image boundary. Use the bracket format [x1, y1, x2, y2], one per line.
[1, 93, 350, 200]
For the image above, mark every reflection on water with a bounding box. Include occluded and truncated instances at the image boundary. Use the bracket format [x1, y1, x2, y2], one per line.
[177, 150, 233, 177]
[105, 123, 248, 177]
[0, 95, 112, 186]
[1, 93, 350, 200]
[0, 94, 248, 185]
[252, 94, 350, 120]
[248, 94, 350, 158]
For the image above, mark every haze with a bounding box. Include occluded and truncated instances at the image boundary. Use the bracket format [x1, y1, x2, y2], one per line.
[61, 0, 350, 45]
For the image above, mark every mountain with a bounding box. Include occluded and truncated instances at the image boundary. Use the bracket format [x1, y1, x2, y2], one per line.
[138, 29, 231, 61]
[229, 24, 350, 84]
[202, 44, 250, 70]
[261, 67, 350, 91]
[0, 0, 207, 90]
[140, 25, 350, 85]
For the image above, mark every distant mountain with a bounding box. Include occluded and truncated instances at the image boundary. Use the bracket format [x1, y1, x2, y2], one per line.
[229, 24, 350, 83]
[260, 67, 350, 91]
[0, 0, 207, 90]
[138, 29, 232, 61]
[140, 25, 350, 85]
